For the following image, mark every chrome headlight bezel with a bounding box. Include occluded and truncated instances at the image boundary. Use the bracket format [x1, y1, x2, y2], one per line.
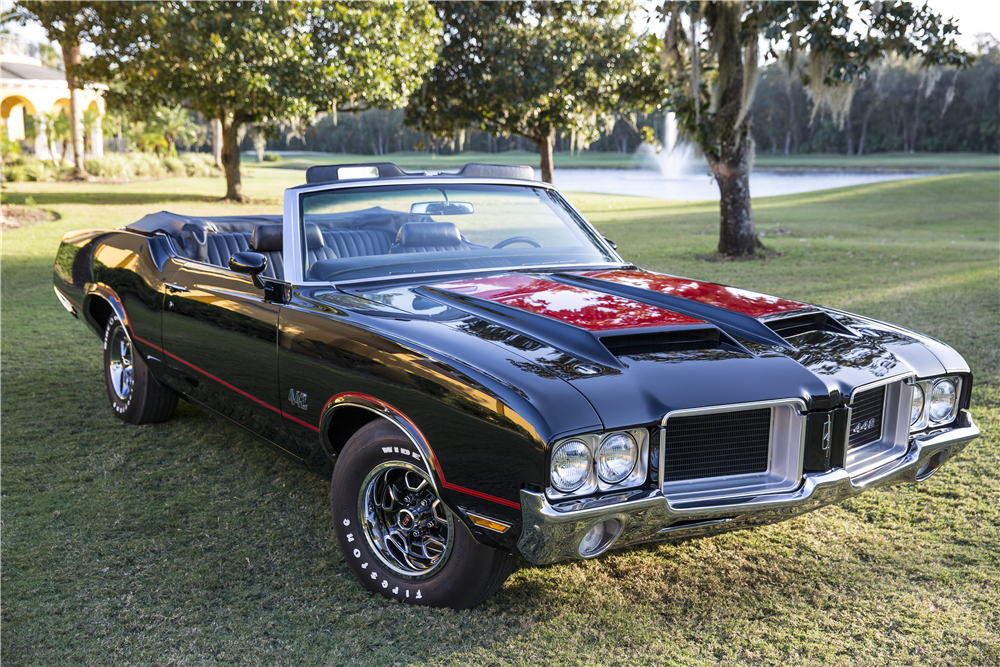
[909, 376, 962, 432]
[546, 428, 649, 499]
[597, 432, 638, 484]
[928, 378, 959, 424]
[549, 438, 592, 493]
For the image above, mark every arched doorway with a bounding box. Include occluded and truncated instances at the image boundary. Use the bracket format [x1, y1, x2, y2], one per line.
[1, 95, 38, 142]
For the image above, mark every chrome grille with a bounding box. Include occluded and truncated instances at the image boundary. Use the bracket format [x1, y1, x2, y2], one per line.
[849, 385, 886, 449]
[661, 408, 771, 483]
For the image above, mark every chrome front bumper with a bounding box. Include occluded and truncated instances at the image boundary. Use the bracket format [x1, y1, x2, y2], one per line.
[517, 411, 979, 565]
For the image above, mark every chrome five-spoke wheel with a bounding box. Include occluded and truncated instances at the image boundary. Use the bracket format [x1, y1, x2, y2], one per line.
[359, 462, 455, 578]
[108, 325, 134, 401]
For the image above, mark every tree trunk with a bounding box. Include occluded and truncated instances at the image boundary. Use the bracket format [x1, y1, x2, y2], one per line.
[845, 114, 854, 155]
[857, 101, 878, 156]
[212, 118, 223, 168]
[60, 41, 87, 179]
[535, 129, 555, 184]
[703, 2, 762, 258]
[711, 137, 760, 257]
[220, 114, 245, 201]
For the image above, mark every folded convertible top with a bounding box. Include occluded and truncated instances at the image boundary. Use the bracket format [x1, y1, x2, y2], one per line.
[127, 211, 282, 237]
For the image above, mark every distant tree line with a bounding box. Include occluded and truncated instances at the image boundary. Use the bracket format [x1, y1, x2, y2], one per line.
[239, 108, 662, 157]
[753, 37, 1000, 156]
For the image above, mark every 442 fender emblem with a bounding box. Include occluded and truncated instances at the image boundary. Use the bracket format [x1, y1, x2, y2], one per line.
[288, 388, 308, 411]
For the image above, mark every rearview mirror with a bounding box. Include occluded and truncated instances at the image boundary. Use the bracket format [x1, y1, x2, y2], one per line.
[410, 201, 475, 215]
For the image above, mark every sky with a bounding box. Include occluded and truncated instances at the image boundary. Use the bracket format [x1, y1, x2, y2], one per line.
[2, 1, 998, 57]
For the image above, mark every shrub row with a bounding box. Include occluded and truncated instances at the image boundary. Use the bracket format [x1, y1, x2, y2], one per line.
[2, 152, 221, 182]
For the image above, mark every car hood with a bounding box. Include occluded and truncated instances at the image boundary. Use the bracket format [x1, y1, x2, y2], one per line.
[337, 269, 966, 430]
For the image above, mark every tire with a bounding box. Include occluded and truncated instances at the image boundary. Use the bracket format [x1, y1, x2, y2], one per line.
[331, 420, 518, 609]
[103, 314, 178, 425]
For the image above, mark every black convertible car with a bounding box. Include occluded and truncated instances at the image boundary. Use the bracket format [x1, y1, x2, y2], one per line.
[53, 163, 979, 608]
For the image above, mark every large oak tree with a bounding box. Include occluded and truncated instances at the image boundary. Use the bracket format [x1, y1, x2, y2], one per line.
[658, 1, 970, 257]
[405, 1, 661, 183]
[80, 1, 439, 200]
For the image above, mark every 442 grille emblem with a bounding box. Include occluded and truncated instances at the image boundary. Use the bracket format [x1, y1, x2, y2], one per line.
[851, 417, 877, 435]
[288, 388, 308, 411]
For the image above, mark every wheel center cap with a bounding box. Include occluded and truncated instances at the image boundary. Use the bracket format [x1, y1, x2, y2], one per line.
[397, 504, 432, 532]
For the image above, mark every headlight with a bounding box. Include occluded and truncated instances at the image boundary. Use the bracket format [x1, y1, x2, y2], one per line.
[597, 432, 637, 484]
[910, 383, 925, 425]
[550, 439, 591, 492]
[928, 379, 957, 423]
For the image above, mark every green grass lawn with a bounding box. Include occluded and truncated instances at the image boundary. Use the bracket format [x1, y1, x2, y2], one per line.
[2, 171, 998, 666]
[753, 151, 999, 171]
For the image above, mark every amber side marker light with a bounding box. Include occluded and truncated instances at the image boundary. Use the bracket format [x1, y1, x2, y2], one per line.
[466, 511, 511, 533]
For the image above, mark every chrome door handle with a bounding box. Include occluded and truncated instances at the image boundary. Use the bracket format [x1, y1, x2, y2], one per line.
[165, 283, 189, 293]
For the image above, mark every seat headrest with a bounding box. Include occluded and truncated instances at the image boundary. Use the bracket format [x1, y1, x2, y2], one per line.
[305, 223, 325, 249]
[396, 222, 462, 248]
[252, 223, 325, 251]
[251, 224, 282, 252]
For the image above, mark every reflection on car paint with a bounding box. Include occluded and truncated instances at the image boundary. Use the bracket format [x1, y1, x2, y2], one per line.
[435, 273, 704, 331]
[582, 269, 810, 319]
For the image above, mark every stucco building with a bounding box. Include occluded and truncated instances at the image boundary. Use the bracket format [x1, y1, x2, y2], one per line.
[1, 35, 105, 160]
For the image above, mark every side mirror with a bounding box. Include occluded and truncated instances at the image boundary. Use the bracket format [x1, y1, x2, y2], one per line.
[604, 237, 618, 250]
[229, 251, 268, 289]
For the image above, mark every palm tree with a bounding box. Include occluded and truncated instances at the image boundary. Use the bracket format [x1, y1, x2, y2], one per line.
[52, 109, 71, 165]
[33, 111, 58, 165]
[152, 105, 197, 158]
[81, 106, 100, 157]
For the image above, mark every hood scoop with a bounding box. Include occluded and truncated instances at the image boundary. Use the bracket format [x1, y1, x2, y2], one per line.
[764, 311, 857, 339]
[598, 327, 733, 356]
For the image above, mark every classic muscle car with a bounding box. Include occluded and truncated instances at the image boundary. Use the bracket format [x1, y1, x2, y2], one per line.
[53, 162, 979, 608]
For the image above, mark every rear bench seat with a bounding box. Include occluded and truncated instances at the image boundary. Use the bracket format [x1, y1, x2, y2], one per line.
[321, 229, 393, 258]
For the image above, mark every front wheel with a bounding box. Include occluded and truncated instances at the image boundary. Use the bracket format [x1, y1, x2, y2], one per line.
[103, 314, 177, 425]
[331, 420, 518, 608]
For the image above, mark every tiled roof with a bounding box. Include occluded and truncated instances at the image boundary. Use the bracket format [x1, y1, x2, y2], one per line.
[1, 62, 67, 82]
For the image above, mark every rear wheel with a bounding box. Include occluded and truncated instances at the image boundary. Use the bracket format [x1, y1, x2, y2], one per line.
[103, 314, 177, 425]
[331, 420, 518, 608]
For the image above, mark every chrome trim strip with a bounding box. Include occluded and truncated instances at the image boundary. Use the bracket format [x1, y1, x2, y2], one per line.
[849, 372, 915, 404]
[658, 398, 808, 427]
[321, 263, 628, 289]
[289, 176, 553, 197]
[756, 308, 823, 322]
[518, 412, 979, 565]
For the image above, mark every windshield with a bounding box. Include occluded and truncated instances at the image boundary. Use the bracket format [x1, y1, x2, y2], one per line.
[299, 183, 620, 282]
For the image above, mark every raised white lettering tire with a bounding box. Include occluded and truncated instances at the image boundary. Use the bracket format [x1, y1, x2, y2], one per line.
[331, 420, 518, 608]
[103, 314, 177, 425]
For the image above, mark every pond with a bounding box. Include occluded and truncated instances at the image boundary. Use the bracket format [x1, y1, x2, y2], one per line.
[539, 167, 936, 201]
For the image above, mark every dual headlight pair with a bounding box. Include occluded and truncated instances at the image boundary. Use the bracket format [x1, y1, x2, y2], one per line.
[549, 429, 647, 496]
[910, 376, 961, 431]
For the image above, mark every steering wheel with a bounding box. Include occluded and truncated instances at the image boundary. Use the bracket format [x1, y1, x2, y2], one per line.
[493, 236, 542, 249]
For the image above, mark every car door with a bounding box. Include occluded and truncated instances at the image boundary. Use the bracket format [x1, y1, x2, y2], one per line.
[159, 255, 295, 455]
